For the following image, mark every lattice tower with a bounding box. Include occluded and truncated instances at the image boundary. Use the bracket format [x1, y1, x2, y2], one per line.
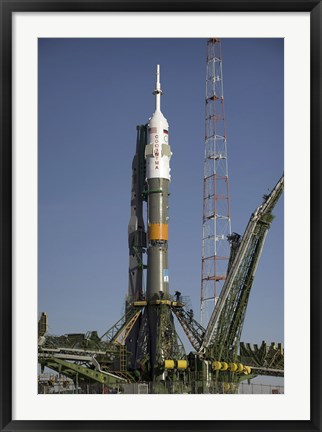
[200, 38, 232, 327]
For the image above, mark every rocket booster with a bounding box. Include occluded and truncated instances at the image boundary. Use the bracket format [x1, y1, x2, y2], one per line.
[145, 65, 172, 301]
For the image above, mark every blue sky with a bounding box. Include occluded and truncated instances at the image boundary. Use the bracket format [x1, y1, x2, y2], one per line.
[38, 38, 284, 361]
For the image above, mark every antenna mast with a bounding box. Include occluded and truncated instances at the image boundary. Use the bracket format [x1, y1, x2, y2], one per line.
[200, 38, 232, 327]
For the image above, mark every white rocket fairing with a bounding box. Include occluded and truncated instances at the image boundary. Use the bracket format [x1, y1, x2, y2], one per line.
[145, 65, 171, 182]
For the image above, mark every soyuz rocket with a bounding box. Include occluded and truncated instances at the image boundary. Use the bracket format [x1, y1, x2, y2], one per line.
[145, 65, 172, 302]
[126, 65, 180, 380]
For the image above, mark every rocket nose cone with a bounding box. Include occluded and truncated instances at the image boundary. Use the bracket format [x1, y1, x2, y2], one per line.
[149, 110, 169, 129]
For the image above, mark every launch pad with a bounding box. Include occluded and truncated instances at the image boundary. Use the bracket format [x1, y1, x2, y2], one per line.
[38, 63, 284, 394]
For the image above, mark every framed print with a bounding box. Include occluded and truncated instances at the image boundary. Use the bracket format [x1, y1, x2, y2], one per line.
[1, 1, 321, 431]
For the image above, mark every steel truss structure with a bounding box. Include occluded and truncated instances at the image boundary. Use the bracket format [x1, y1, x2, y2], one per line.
[201, 38, 231, 327]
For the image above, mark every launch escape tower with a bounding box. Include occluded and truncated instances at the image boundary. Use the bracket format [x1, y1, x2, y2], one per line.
[201, 38, 232, 327]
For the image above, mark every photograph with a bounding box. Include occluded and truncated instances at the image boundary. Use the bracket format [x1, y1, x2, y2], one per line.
[37, 37, 284, 395]
[1, 3, 320, 429]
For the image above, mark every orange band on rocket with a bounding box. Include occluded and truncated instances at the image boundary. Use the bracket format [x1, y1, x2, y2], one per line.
[148, 223, 168, 241]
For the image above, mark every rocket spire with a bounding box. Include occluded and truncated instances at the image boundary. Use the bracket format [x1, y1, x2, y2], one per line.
[153, 64, 163, 111]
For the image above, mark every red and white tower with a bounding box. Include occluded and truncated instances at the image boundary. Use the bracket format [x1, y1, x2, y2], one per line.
[200, 38, 232, 327]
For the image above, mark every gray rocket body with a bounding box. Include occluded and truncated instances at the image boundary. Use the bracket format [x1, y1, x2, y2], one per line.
[146, 178, 170, 301]
[145, 66, 172, 303]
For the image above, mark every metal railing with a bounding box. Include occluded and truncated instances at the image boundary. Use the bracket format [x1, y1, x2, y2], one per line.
[38, 375, 284, 394]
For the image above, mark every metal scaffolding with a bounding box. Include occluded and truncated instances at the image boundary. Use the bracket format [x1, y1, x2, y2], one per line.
[200, 38, 232, 327]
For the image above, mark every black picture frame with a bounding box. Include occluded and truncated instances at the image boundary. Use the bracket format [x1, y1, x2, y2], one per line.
[1, 1, 321, 431]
